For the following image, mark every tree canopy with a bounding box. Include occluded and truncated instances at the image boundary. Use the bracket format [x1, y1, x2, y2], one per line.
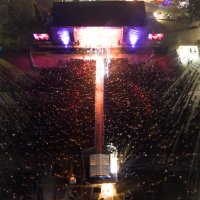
[188, 0, 200, 20]
[1, 0, 41, 49]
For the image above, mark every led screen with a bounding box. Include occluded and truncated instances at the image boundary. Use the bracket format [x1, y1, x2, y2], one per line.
[74, 27, 123, 48]
[33, 33, 49, 41]
[90, 154, 110, 177]
[148, 33, 164, 41]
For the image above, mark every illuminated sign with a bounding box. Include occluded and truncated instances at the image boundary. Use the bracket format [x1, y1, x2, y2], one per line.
[148, 33, 164, 41]
[33, 33, 49, 41]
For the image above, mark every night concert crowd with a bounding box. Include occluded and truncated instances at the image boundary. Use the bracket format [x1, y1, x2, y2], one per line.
[0, 53, 200, 200]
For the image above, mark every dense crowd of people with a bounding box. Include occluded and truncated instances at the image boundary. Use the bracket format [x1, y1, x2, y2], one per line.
[0, 52, 200, 200]
[105, 56, 200, 199]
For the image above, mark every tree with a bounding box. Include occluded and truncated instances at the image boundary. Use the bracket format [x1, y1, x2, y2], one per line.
[188, 0, 200, 20]
[1, 0, 41, 49]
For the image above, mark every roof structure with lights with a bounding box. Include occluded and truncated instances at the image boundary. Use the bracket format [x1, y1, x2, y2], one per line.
[48, 1, 148, 48]
[51, 1, 146, 27]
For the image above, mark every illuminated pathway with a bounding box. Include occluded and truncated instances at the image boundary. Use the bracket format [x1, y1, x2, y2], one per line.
[95, 55, 105, 153]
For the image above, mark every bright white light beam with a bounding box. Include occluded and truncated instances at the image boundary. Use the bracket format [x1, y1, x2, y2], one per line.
[101, 183, 116, 198]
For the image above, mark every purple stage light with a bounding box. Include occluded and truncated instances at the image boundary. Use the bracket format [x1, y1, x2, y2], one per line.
[128, 29, 140, 47]
[57, 29, 70, 46]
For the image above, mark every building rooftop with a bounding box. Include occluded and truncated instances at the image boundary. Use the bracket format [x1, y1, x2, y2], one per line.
[51, 1, 146, 27]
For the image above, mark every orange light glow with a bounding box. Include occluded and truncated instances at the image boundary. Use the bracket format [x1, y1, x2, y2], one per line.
[95, 55, 105, 152]
[101, 183, 116, 197]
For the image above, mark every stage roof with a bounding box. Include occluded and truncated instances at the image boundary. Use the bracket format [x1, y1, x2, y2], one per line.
[51, 1, 146, 27]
